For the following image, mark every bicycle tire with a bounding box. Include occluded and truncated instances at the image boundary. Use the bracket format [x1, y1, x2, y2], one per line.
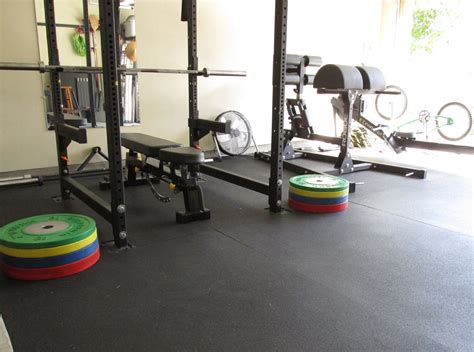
[436, 102, 472, 141]
[375, 85, 408, 120]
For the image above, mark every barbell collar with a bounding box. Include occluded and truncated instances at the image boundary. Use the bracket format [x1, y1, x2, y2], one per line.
[39, 61, 46, 73]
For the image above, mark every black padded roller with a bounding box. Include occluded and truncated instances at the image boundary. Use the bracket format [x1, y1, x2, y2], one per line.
[305, 74, 315, 86]
[285, 74, 316, 86]
[285, 74, 303, 85]
[286, 54, 305, 66]
[313, 64, 363, 90]
[286, 67, 300, 74]
[304, 55, 322, 67]
[287, 54, 323, 67]
[356, 66, 386, 90]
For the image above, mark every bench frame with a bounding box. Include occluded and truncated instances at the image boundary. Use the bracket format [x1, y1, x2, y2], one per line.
[120, 141, 211, 224]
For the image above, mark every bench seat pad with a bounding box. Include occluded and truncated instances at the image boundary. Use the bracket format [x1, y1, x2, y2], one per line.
[159, 147, 205, 165]
[121, 133, 181, 157]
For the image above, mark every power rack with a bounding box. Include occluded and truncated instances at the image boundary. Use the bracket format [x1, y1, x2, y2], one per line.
[0, 0, 289, 248]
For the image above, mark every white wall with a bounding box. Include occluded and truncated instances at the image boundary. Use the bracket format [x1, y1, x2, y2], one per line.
[0, 0, 381, 172]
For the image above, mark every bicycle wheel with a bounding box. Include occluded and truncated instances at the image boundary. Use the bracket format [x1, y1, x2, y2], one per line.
[375, 85, 408, 120]
[436, 102, 472, 141]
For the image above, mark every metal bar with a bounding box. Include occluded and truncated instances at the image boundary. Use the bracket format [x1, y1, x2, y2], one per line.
[0, 62, 48, 71]
[364, 161, 427, 178]
[200, 164, 269, 195]
[308, 133, 342, 145]
[44, 0, 70, 199]
[114, 1, 123, 126]
[0, 62, 246, 77]
[76, 151, 98, 172]
[327, 163, 373, 174]
[255, 152, 359, 193]
[298, 150, 427, 178]
[0, 175, 33, 182]
[63, 177, 112, 221]
[123, 67, 246, 76]
[98, 0, 128, 248]
[56, 123, 87, 144]
[189, 119, 231, 134]
[202, 69, 246, 77]
[183, 0, 200, 147]
[37, 22, 82, 29]
[0, 178, 42, 187]
[268, 0, 288, 212]
[395, 138, 474, 154]
[42, 169, 109, 182]
[334, 91, 356, 172]
[82, 0, 97, 127]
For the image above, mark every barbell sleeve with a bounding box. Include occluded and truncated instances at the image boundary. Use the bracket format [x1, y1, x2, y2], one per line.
[201, 68, 247, 77]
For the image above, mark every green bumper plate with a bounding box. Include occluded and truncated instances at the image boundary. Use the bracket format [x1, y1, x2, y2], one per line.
[0, 214, 96, 249]
[289, 174, 349, 192]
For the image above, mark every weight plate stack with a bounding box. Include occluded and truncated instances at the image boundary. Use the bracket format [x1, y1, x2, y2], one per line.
[288, 174, 350, 213]
[0, 214, 100, 280]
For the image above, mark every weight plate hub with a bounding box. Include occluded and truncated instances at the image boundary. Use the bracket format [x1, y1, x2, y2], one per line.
[1, 247, 100, 281]
[289, 192, 348, 205]
[0, 214, 96, 249]
[0, 231, 97, 258]
[288, 198, 348, 213]
[289, 174, 349, 192]
[1, 239, 99, 269]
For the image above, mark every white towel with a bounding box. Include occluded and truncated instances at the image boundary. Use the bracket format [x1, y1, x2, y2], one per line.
[0, 315, 13, 352]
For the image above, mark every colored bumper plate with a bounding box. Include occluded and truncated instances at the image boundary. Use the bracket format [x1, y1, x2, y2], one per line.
[0, 231, 97, 258]
[0, 214, 96, 249]
[289, 185, 348, 198]
[2, 247, 100, 281]
[289, 192, 348, 205]
[289, 174, 349, 192]
[288, 198, 348, 213]
[1, 239, 98, 269]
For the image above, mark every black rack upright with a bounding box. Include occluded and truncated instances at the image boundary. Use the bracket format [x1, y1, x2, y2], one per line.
[269, 0, 288, 212]
[44, 0, 128, 248]
[182, 0, 287, 213]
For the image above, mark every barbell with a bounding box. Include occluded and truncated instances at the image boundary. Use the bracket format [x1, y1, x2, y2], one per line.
[0, 62, 246, 77]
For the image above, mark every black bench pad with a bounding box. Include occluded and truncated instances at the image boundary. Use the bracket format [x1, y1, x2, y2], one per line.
[356, 66, 386, 90]
[159, 147, 205, 165]
[121, 133, 181, 157]
[313, 64, 363, 90]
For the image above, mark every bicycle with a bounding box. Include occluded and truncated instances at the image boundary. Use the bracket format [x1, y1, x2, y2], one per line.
[375, 85, 473, 142]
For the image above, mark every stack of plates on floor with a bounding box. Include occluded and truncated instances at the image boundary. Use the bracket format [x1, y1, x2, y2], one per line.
[0, 214, 100, 280]
[288, 174, 349, 213]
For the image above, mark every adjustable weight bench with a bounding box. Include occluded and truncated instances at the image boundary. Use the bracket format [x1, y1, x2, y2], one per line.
[121, 133, 210, 223]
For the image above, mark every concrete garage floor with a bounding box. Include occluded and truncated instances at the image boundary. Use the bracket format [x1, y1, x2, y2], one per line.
[0, 152, 473, 351]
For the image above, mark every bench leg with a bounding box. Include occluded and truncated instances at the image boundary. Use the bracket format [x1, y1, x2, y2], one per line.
[126, 151, 139, 185]
[175, 166, 210, 223]
[176, 185, 210, 223]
